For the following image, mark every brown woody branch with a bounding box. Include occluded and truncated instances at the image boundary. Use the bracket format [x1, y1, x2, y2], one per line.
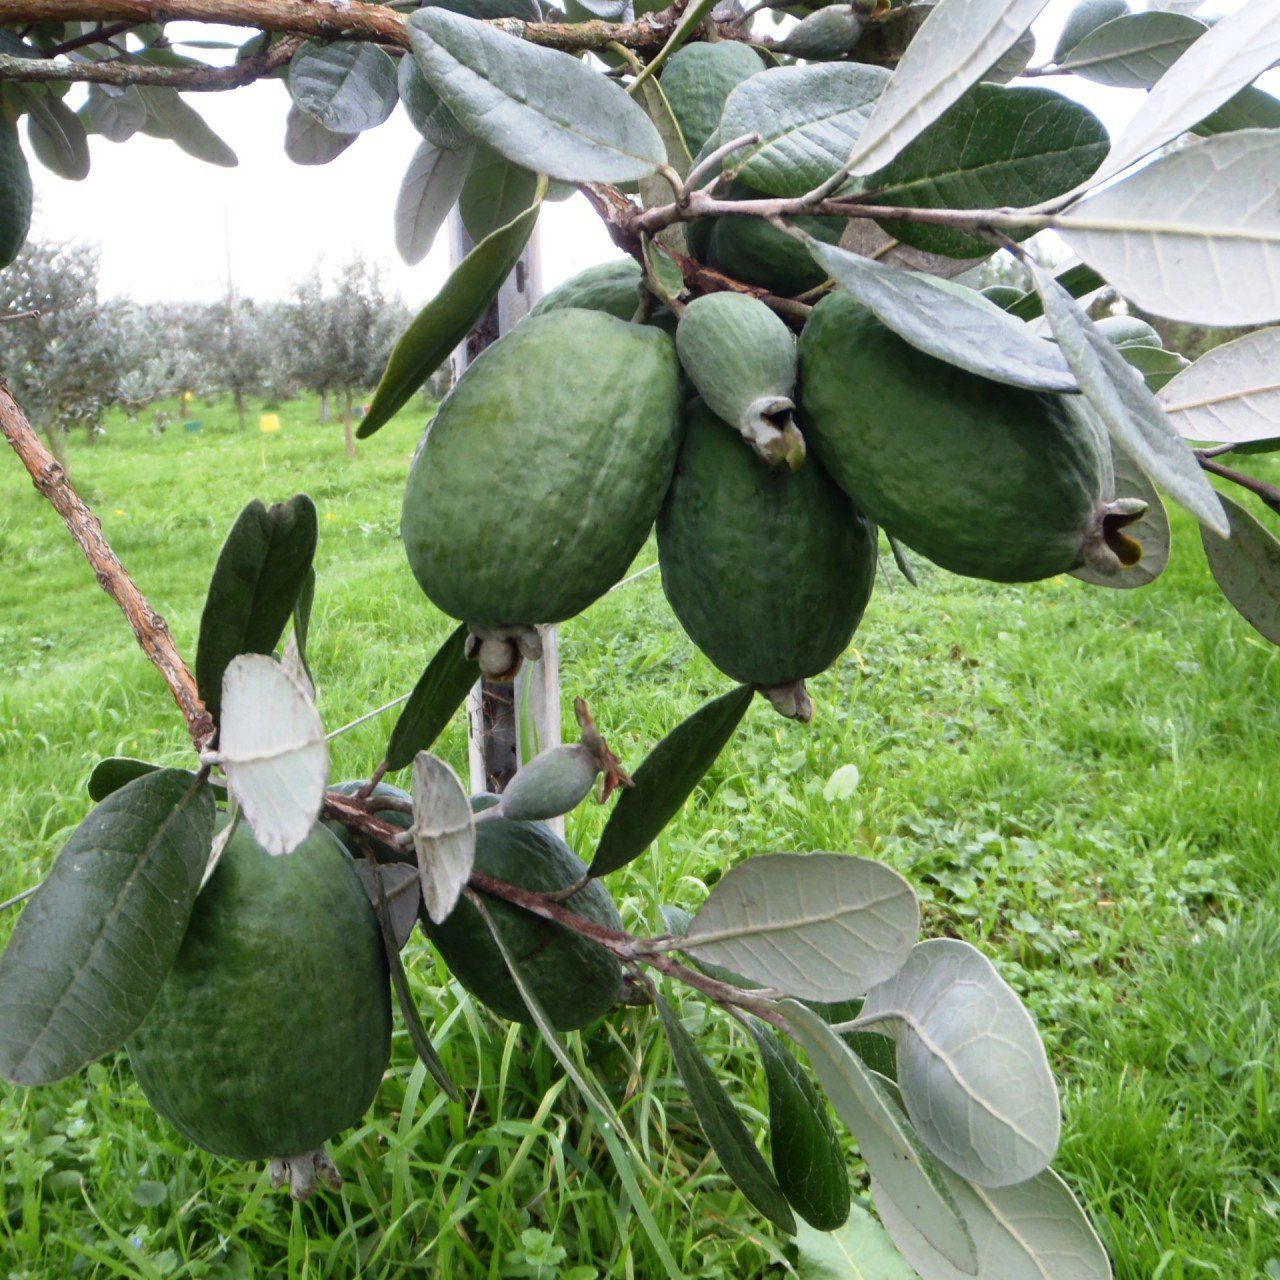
[0, 35, 301, 89]
[0, 379, 216, 749]
[1196, 453, 1280, 519]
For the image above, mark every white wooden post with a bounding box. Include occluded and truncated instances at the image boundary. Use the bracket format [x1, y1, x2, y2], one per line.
[451, 215, 563, 810]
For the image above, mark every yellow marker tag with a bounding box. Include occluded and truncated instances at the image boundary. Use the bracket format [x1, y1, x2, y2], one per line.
[259, 413, 281, 434]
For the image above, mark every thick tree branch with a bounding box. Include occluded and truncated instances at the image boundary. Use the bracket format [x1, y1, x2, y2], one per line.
[0, 36, 300, 89]
[0, 379, 216, 748]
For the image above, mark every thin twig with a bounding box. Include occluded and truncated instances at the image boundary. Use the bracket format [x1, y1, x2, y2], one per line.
[0, 884, 40, 913]
[1196, 453, 1280, 518]
[0, 310, 40, 325]
[0, 379, 215, 748]
[46, 19, 134, 55]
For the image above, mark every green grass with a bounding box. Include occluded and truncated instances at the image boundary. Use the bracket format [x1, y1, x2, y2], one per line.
[1, 391, 1278, 1279]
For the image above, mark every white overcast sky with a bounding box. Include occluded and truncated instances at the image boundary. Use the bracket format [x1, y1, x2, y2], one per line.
[26, 0, 1252, 305]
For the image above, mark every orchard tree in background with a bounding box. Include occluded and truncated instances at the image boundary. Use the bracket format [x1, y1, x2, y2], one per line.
[2, 0, 1280, 1276]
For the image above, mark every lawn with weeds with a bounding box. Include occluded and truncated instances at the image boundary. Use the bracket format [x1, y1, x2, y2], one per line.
[1, 393, 1277, 1279]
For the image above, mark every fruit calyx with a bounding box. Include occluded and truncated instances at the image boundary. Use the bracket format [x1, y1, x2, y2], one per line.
[269, 1147, 343, 1202]
[758, 679, 815, 723]
[574, 696, 634, 803]
[1081, 497, 1148, 576]
[465, 624, 544, 679]
[741, 396, 807, 471]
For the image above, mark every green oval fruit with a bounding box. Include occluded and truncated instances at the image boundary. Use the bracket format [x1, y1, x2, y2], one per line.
[530, 258, 644, 322]
[1055, 0, 1128, 61]
[709, 212, 845, 297]
[980, 284, 1025, 309]
[676, 293, 803, 467]
[402, 309, 683, 629]
[777, 5, 865, 58]
[660, 42, 765, 158]
[0, 123, 33, 271]
[422, 817, 624, 1031]
[127, 822, 391, 1162]
[799, 293, 1123, 583]
[658, 400, 877, 692]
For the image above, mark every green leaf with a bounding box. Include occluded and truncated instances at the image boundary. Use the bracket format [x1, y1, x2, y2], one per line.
[795, 1205, 920, 1279]
[721, 64, 889, 199]
[681, 853, 919, 1002]
[283, 103, 356, 166]
[1032, 263, 1229, 537]
[0, 771, 215, 1085]
[292, 565, 316, 684]
[459, 142, 540, 243]
[589, 683, 752, 878]
[654, 991, 796, 1234]
[397, 138, 474, 266]
[861, 938, 1060, 1188]
[360, 187, 541, 438]
[87, 757, 161, 802]
[1160, 327, 1280, 446]
[398, 54, 469, 150]
[630, 0, 719, 92]
[1195, 85, 1280, 137]
[138, 87, 237, 167]
[1004, 261, 1102, 322]
[1115, 342, 1188, 394]
[289, 40, 398, 134]
[431, 0, 543, 18]
[868, 84, 1107, 259]
[84, 84, 147, 144]
[1200, 493, 1280, 648]
[27, 95, 90, 181]
[750, 1021, 850, 1231]
[385, 624, 477, 771]
[408, 8, 664, 183]
[803, 236, 1078, 394]
[1053, 12, 1203, 88]
[195, 495, 319, 722]
[782, 1000, 975, 1273]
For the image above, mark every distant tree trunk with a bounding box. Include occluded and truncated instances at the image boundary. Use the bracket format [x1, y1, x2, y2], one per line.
[43, 421, 69, 475]
[233, 387, 246, 430]
[343, 389, 355, 461]
[319, 389, 329, 424]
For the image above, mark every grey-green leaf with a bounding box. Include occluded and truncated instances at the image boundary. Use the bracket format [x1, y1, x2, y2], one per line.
[1032, 263, 1229, 537]
[399, 54, 470, 150]
[655, 992, 796, 1234]
[1160, 327, 1280, 445]
[409, 8, 664, 183]
[28, 95, 90, 181]
[360, 188, 541, 438]
[1200, 493, 1280, 648]
[860, 938, 1060, 1188]
[804, 236, 1078, 393]
[140, 87, 237, 167]
[721, 63, 889, 199]
[783, 1000, 976, 1274]
[589, 683, 752, 878]
[385, 623, 476, 771]
[396, 138, 473, 265]
[1053, 11, 1203, 87]
[0, 771, 215, 1085]
[289, 40, 398, 134]
[459, 142, 539, 243]
[85, 84, 147, 144]
[750, 1020, 850, 1231]
[195, 495, 319, 722]
[283, 103, 357, 166]
[796, 1205, 922, 1280]
[682, 853, 919, 1002]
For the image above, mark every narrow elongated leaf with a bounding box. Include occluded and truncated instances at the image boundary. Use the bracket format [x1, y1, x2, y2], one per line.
[217, 655, 329, 858]
[843, 0, 1050, 178]
[1093, 0, 1280, 185]
[290, 565, 316, 689]
[877, 1167, 1112, 1280]
[721, 64, 889, 198]
[1195, 85, 1280, 137]
[283, 103, 357, 166]
[805, 237, 1078, 393]
[1058, 130, 1280, 327]
[385, 624, 475, 770]
[87, 756, 160, 802]
[783, 1001, 976, 1273]
[289, 40, 398, 134]
[750, 1020, 850, 1231]
[796, 1206, 921, 1280]
[861, 938, 1060, 1188]
[411, 753, 475, 923]
[195, 495, 318, 721]
[396, 139, 473, 265]
[631, 0, 719, 91]
[0, 771, 215, 1085]
[458, 142, 538, 243]
[1005, 262, 1103, 322]
[868, 84, 1108, 259]
[590, 684, 752, 878]
[409, 8, 664, 183]
[655, 992, 795, 1233]
[28, 95, 90, 180]
[354, 862, 421, 951]
[1033, 263, 1229, 536]
[140, 87, 237, 166]
[1052, 11, 1203, 87]
[359, 189, 541, 437]
[1200, 493, 1280, 647]
[682, 853, 919, 1002]
[1070, 435, 1171, 590]
[1161, 328, 1280, 444]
